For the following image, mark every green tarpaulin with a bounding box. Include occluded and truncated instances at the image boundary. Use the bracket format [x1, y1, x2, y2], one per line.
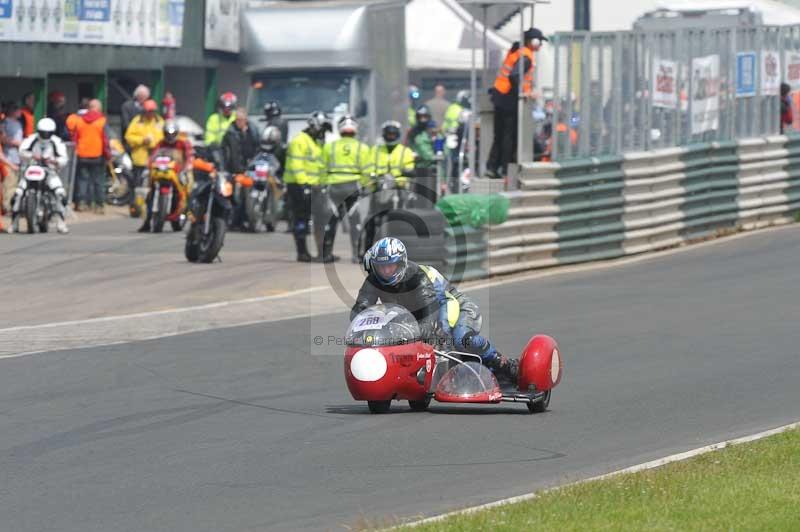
[436, 193, 510, 228]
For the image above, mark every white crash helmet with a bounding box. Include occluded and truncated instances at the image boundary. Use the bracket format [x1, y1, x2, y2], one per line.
[37, 117, 57, 140]
[337, 114, 358, 135]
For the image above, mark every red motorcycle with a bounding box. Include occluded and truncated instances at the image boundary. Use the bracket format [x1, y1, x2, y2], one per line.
[344, 304, 562, 414]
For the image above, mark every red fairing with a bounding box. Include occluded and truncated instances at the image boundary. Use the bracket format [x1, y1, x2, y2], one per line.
[517, 335, 562, 393]
[344, 342, 434, 402]
[160, 184, 172, 194]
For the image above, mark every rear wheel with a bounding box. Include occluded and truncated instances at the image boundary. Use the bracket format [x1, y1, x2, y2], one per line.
[527, 390, 551, 414]
[367, 400, 391, 414]
[153, 192, 170, 233]
[408, 398, 431, 412]
[107, 172, 133, 206]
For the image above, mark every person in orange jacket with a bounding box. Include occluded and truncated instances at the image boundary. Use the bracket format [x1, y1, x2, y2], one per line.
[73, 99, 111, 213]
[20, 92, 36, 138]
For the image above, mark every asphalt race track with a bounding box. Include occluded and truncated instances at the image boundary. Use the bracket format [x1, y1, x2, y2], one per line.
[1, 225, 799, 531]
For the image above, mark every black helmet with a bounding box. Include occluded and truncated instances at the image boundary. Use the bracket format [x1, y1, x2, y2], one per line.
[415, 105, 431, 127]
[163, 120, 179, 144]
[261, 125, 282, 152]
[264, 101, 281, 119]
[381, 120, 402, 146]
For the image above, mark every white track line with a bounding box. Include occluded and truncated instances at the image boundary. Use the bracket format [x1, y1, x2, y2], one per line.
[398, 420, 800, 529]
[0, 286, 329, 333]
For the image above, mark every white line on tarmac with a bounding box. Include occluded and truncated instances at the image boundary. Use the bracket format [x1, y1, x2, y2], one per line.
[397, 420, 800, 529]
[0, 286, 329, 333]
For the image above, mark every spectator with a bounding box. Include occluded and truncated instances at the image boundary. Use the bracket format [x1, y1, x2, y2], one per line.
[73, 99, 110, 214]
[222, 107, 258, 175]
[20, 92, 36, 137]
[66, 98, 90, 141]
[125, 99, 164, 194]
[0, 124, 20, 224]
[162, 91, 176, 120]
[406, 105, 440, 205]
[781, 82, 793, 134]
[46, 91, 70, 141]
[1, 103, 24, 214]
[121, 84, 150, 142]
[486, 27, 546, 179]
[425, 83, 450, 129]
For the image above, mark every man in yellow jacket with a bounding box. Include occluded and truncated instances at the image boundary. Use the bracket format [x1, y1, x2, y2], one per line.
[284, 111, 330, 262]
[362, 120, 417, 252]
[320, 115, 372, 263]
[125, 99, 164, 194]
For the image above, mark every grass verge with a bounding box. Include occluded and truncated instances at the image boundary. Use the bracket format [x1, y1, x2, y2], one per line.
[402, 427, 800, 531]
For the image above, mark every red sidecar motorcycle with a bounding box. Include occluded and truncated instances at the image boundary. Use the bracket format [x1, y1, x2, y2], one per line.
[344, 304, 562, 414]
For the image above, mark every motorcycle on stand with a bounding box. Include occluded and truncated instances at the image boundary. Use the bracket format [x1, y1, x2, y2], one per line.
[146, 148, 190, 233]
[105, 137, 135, 207]
[185, 158, 233, 263]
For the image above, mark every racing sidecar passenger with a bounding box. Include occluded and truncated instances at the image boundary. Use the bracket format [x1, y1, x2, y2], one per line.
[351, 237, 519, 383]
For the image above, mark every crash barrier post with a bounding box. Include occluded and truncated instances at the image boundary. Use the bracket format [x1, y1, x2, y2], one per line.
[444, 134, 800, 281]
[548, 24, 800, 162]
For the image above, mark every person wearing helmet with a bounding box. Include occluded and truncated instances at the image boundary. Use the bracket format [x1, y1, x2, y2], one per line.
[443, 90, 470, 134]
[137, 120, 194, 232]
[263, 101, 288, 146]
[406, 105, 441, 205]
[8, 118, 70, 233]
[318, 114, 373, 263]
[351, 237, 519, 384]
[284, 111, 331, 262]
[204, 92, 238, 149]
[361, 120, 416, 252]
[408, 85, 421, 128]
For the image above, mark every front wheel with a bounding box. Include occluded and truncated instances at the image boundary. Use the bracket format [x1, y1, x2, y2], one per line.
[185, 223, 200, 263]
[197, 217, 226, 263]
[244, 190, 260, 232]
[408, 398, 431, 412]
[367, 400, 391, 414]
[153, 192, 170, 233]
[24, 193, 36, 234]
[527, 390, 551, 414]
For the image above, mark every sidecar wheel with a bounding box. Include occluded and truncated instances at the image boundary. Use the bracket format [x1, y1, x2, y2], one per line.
[408, 398, 431, 412]
[527, 390, 551, 414]
[367, 400, 391, 414]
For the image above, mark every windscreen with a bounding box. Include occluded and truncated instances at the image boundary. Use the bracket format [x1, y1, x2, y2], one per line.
[250, 71, 364, 116]
[345, 304, 421, 347]
[434, 362, 502, 402]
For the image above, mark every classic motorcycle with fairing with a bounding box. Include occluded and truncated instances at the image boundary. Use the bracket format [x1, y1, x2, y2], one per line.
[18, 160, 58, 234]
[146, 148, 189, 233]
[344, 304, 562, 414]
[185, 159, 233, 263]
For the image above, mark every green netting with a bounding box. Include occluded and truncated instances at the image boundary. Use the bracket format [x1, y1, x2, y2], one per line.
[436, 193, 510, 228]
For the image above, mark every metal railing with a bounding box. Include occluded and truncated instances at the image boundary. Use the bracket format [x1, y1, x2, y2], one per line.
[550, 24, 800, 161]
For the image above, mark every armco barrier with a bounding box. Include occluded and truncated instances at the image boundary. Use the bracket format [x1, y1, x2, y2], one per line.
[446, 134, 800, 281]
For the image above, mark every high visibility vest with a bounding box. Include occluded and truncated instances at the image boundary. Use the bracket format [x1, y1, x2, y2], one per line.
[370, 144, 415, 188]
[284, 131, 323, 186]
[494, 47, 535, 95]
[442, 103, 463, 133]
[204, 112, 236, 147]
[322, 137, 372, 185]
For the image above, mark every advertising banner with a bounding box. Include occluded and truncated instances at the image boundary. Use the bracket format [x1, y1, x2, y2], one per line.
[653, 58, 678, 109]
[204, 0, 240, 53]
[735, 52, 756, 98]
[761, 50, 781, 96]
[0, 0, 184, 48]
[691, 54, 720, 135]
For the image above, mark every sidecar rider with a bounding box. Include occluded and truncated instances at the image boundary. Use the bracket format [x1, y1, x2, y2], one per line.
[7, 118, 70, 234]
[350, 237, 519, 383]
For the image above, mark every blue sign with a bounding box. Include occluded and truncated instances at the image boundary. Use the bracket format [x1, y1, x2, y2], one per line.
[0, 0, 12, 19]
[80, 0, 110, 22]
[736, 52, 757, 97]
[169, 1, 185, 26]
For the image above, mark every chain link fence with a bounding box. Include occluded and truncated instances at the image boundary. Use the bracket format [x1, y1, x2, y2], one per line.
[551, 24, 800, 161]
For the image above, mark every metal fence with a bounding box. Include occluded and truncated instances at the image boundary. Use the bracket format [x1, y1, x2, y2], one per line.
[550, 24, 800, 161]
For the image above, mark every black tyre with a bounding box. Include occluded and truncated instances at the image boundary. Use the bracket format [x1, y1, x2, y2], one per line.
[171, 217, 185, 232]
[408, 398, 431, 412]
[263, 189, 279, 233]
[244, 189, 260, 232]
[197, 217, 226, 263]
[107, 173, 133, 206]
[24, 194, 36, 234]
[153, 193, 170, 233]
[527, 390, 551, 414]
[367, 400, 391, 414]
[185, 224, 200, 263]
[38, 201, 49, 233]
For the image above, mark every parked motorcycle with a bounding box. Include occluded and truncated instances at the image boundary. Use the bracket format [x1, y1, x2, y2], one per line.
[238, 153, 283, 232]
[147, 148, 189, 233]
[105, 137, 134, 206]
[185, 160, 233, 263]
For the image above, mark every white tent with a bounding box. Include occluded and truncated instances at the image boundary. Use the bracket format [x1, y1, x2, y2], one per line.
[406, 0, 511, 71]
